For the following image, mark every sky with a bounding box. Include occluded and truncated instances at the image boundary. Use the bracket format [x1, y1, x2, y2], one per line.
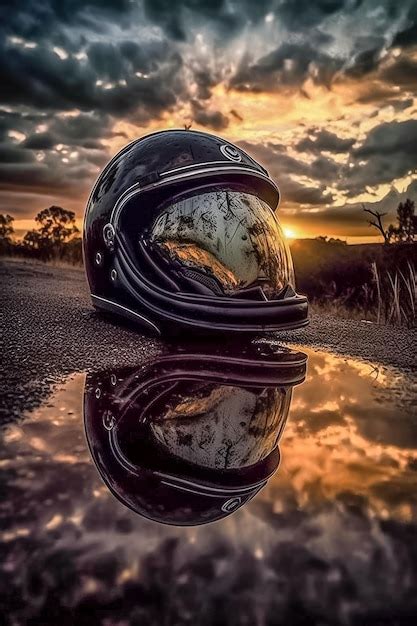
[0, 0, 416, 242]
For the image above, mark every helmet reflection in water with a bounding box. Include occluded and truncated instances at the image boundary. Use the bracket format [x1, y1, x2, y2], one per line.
[84, 342, 307, 526]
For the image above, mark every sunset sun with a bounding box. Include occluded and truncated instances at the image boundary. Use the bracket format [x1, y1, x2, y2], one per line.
[283, 227, 297, 239]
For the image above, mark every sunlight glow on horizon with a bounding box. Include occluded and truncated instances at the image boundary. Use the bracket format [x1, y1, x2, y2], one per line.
[283, 227, 297, 239]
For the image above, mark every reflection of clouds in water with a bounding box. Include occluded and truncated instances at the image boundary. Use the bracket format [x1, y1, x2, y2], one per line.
[262, 348, 417, 524]
[1, 350, 417, 623]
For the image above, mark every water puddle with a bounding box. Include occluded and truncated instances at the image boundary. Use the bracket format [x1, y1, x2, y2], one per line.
[1, 343, 417, 624]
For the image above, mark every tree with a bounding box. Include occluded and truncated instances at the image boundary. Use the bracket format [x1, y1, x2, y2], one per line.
[0, 214, 15, 254]
[314, 235, 347, 245]
[362, 204, 390, 243]
[364, 198, 417, 244]
[34, 205, 79, 245]
[0, 214, 14, 242]
[387, 198, 416, 243]
[23, 206, 79, 259]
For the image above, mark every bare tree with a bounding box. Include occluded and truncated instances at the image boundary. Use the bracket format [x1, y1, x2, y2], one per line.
[362, 204, 390, 243]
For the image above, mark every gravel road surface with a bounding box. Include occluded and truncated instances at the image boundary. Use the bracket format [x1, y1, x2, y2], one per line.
[1, 258, 415, 420]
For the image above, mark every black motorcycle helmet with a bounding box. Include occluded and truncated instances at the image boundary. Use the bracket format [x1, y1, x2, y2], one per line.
[83, 130, 308, 336]
[84, 342, 307, 526]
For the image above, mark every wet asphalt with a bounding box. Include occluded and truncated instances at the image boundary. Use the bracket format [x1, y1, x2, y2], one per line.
[1, 258, 416, 421]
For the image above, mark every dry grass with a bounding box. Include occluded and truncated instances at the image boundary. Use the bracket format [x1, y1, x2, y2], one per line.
[372, 261, 416, 327]
[309, 261, 416, 327]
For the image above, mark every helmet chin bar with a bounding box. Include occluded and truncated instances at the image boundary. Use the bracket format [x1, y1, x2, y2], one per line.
[104, 232, 309, 335]
[91, 230, 308, 335]
[91, 293, 162, 336]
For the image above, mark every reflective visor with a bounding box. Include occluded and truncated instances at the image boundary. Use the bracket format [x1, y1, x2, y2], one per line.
[147, 187, 294, 300]
[149, 383, 289, 470]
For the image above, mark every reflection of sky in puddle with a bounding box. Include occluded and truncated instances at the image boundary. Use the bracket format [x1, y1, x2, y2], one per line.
[1, 347, 417, 624]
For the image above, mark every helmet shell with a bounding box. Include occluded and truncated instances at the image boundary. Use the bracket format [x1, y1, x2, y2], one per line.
[83, 129, 308, 336]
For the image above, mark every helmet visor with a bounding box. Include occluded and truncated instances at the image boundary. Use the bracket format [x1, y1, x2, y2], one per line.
[149, 383, 289, 470]
[147, 186, 294, 300]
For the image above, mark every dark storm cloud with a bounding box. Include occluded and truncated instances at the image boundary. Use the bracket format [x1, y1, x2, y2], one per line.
[230, 42, 341, 92]
[241, 116, 417, 209]
[191, 100, 229, 131]
[51, 113, 126, 148]
[10, 157, 105, 196]
[239, 140, 337, 206]
[291, 179, 417, 234]
[1, 109, 118, 150]
[0, 38, 184, 118]
[393, 22, 417, 48]
[354, 120, 417, 159]
[193, 67, 218, 101]
[355, 84, 408, 106]
[86, 39, 181, 87]
[0, 0, 416, 225]
[282, 180, 334, 206]
[0, 152, 100, 197]
[23, 133, 56, 150]
[0, 109, 112, 201]
[0, 145, 35, 164]
[0, 0, 245, 210]
[389, 98, 414, 112]
[269, 0, 356, 30]
[227, 1, 417, 93]
[344, 47, 382, 78]
[0, 10, 186, 202]
[296, 130, 355, 154]
[392, 4, 417, 48]
[0, 1, 134, 50]
[143, 0, 346, 42]
[142, 0, 273, 41]
[380, 55, 417, 95]
[340, 120, 417, 196]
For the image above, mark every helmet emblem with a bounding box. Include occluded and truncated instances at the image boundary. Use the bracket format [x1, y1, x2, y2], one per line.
[220, 144, 242, 162]
[221, 496, 242, 513]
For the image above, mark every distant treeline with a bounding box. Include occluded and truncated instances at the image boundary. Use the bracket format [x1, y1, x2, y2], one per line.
[0, 206, 83, 264]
